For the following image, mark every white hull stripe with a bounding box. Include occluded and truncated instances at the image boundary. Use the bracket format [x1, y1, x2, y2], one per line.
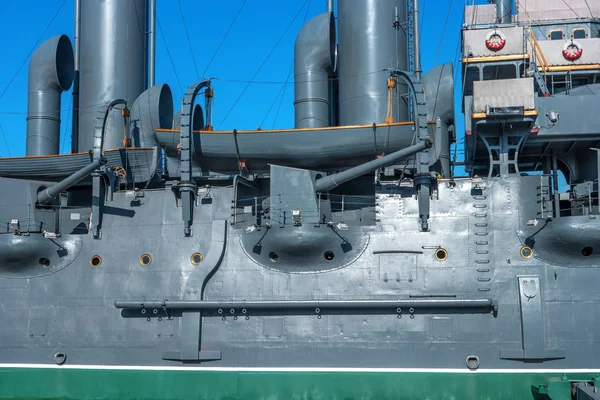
[0, 364, 599, 374]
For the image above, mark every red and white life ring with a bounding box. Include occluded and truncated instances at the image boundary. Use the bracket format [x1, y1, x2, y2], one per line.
[485, 30, 506, 51]
[562, 40, 583, 61]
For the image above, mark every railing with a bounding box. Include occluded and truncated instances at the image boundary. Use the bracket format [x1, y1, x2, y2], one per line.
[528, 30, 549, 73]
[232, 194, 376, 229]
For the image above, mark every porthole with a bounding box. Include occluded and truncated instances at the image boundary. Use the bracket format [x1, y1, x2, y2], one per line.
[582, 246, 593, 257]
[520, 246, 534, 259]
[466, 355, 480, 370]
[90, 255, 102, 267]
[54, 352, 66, 365]
[324, 251, 335, 261]
[191, 252, 204, 265]
[435, 248, 448, 261]
[139, 254, 152, 266]
[38, 257, 50, 267]
[269, 252, 279, 263]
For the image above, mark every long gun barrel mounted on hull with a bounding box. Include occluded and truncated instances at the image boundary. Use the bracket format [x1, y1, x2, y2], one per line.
[37, 157, 107, 204]
[314, 138, 432, 192]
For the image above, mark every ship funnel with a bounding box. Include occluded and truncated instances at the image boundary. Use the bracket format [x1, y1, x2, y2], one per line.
[26, 35, 74, 156]
[294, 11, 335, 128]
[496, 0, 513, 23]
[337, 0, 408, 125]
[78, 0, 148, 152]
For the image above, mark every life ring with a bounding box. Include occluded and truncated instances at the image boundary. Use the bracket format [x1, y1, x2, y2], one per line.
[562, 40, 583, 61]
[485, 30, 506, 51]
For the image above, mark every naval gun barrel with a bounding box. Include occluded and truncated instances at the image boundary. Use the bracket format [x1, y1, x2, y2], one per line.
[314, 138, 432, 192]
[37, 157, 107, 204]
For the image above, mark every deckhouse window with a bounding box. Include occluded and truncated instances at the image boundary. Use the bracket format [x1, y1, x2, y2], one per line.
[572, 28, 587, 39]
[548, 29, 564, 40]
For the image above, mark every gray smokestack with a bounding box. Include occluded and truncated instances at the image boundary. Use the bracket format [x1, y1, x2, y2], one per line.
[26, 35, 74, 156]
[294, 12, 336, 128]
[337, 0, 408, 126]
[78, 0, 148, 152]
[496, 0, 512, 23]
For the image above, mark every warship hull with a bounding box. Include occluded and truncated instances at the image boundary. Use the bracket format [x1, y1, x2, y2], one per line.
[1, 366, 598, 400]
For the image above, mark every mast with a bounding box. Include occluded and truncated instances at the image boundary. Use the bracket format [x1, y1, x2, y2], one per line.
[326, 0, 334, 12]
[412, 0, 421, 80]
[149, 0, 156, 87]
[71, 0, 81, 153]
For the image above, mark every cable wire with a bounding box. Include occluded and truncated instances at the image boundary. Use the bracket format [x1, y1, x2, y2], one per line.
[61, 96, 72, 154]
[217, 0, 311, 129]
[259, 62, 293, 129]
[434, 0, 454, 65]
[582, 0, 593, 17]
[0, 124, 11, 157]
[560, 0, 581, 19]
[0, 0, 67, 101]
[156, 16, 184, 96]
[201, 0, 248, 79]
[260, 0, 312, 128]
[177, 0, 201, 80]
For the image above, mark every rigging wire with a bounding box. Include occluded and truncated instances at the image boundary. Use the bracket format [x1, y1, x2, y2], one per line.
[582, 0, 593, 17]
[0, 0, 67, 101]
[559, 0, 581, 19]
[0, 125, 11, 157]
[259, 62, 293, 129]
[216, 0, 311, 130]
[156, 16, 184, 96]
[177, 0, 201, 80]
[434, 0, 454, 65]
[201, 0, 248, 79]
[260, 0, 312, 129]
[61, 96, 72, 154]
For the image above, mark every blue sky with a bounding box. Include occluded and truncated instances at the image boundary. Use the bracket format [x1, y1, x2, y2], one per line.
[0, 0, 477, 160]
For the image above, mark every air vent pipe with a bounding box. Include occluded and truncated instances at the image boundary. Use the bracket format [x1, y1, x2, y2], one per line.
[130, 84, 173, 148]
[26, 35, 74, 156]
[496, 0, 512, 23]
[294, 11, 335, 128]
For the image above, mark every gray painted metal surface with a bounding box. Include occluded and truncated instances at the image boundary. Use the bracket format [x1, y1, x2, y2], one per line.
[337, 0, 408, 125]
[78, 0, 147, 152]
[294, 12, 335, 128]
[2, 1, 600, 392]
[495, 0, 512, 23]
[130, 84, 173, 148]
[26, 35, 74, 156]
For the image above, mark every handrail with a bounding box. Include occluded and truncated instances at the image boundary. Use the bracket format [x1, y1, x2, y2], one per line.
[528, 30, 549, 73]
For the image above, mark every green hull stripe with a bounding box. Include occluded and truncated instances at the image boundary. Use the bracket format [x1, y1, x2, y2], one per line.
[0, 368, 598, 400]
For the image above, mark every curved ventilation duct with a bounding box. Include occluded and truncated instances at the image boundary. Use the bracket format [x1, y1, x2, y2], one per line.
[26, 35, 74, 156]
[423, 63, 455, 177]
[78, 0, 147, 152]
[294, 11, 335, 128]
[130, 84, 174, 148]
[337, 0, 408, 126]
[173, 105, 204, 132]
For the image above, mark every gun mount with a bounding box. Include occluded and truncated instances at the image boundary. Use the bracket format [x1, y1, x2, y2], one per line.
[37, 156, 107, 205]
